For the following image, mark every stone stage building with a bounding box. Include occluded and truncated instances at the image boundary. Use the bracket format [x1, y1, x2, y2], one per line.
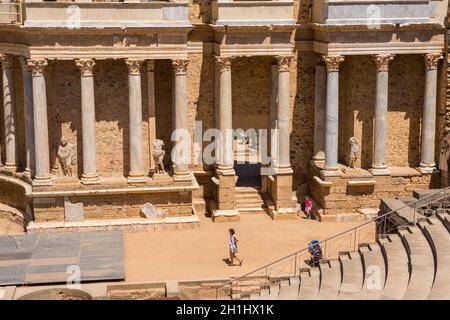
[0, 0, 449, 230]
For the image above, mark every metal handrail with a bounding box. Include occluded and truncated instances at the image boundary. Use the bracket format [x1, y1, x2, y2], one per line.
[215, 186, 450, 299]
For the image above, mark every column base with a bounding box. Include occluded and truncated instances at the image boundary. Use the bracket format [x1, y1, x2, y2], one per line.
[321, 168, 342, 178]
[81, 173, 100, 185]
[32, 176, 54, 186]
[216, 165, 235, 176]
[173, 172, 192, 182]
[276, 166, 293, 175]
[127, 172, 146, 183]
[369, 166, 391, 176]
[2, 164, 17, 176]
[418, 165, 437, 174]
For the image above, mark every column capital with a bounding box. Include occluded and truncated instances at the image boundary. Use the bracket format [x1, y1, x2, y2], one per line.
[373, 54, 395, 72]
[276, 55, 293, 72]
[125, 59, 144, 75]
[423, 53, 443, 70]
[19, 56, 31, 72]
[322, 55, 345, 72]
[146, 60, 155, 72]
[172, 59, 189, 75]
[0, 54, 14, 69]
[215, 56, 232, 72]
[75, 59, 96, 77]
[27, 59, 48, 76]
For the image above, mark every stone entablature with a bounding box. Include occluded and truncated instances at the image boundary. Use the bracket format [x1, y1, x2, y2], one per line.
[19, 1, 191, 29]
[211, 0, 295, 26]
[311, 0, 446, 26]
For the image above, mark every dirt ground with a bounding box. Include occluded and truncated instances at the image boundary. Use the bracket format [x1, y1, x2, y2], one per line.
[124, 214, 374, 283]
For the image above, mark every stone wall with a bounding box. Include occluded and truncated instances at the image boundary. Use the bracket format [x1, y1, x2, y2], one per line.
[32, 191, 193, 223]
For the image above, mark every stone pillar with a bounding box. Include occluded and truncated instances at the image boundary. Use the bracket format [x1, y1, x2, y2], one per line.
[147, 60, 156, 171]
[28, 59, 52, 185]
[215, 57, 236, 213]
[172, 59, 191, 181]
[75, 59, 99, 184]
[1, 54, 17, 174]
[419, 53, 443, 173]
[322, 55, 345, 174]
[371, 54, 394, 175]
[20, 58, 35, 177]
[125, 59, 145, 182]
[313, 65, 326, 163]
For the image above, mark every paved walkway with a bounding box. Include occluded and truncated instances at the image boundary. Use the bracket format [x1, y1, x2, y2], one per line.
[124, 214, 374, 283]
[0, 231, 125, 286]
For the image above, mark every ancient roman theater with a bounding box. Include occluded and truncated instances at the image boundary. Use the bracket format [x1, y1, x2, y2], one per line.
[0, 0, 449, 300]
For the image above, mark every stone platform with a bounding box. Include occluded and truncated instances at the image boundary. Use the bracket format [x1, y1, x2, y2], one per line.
[0, 231, 125, 286]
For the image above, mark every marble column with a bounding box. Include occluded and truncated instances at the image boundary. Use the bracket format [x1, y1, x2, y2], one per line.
[147, 60, 156, 171]
[75, 59, 99, 184]
[420, 53, 443, 173]
[126, 59, 145, 182]
[322, 55, 345, 173]
[1, 54, 17, 174]
[275, 56, 292, 174]
[20, 57, 35, 177]
[27, 59, 52, 185]
[313, 65, 327, 163]
[215, 57, 234, 176]
[371, 54, 394, 175]
[172, 59, 191, 181]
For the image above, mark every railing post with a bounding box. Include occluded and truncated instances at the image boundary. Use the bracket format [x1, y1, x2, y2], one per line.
[294, 253, 298, 277]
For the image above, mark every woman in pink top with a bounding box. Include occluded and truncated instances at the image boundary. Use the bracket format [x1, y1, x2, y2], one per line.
[305, 196, 313, 219]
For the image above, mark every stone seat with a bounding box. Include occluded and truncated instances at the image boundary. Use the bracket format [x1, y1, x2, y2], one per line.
[317, 259, 341, 299]
[337, 251, 364, 299]
[298, 268, 320, 300]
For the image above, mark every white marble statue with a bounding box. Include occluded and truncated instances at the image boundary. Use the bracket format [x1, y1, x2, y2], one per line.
[348, 137, 360, 169]
[57, 137, 76, 176]
[153, 139, 166, 174]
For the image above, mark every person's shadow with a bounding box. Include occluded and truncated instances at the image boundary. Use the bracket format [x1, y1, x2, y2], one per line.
[222, 258, 232, 266]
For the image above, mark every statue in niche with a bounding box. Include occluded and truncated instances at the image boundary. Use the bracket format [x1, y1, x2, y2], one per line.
[153, 139, 166, 174]
[348, 137, 360, 169]
[57, 137, 76, 177]
[439, 129, 450, 186]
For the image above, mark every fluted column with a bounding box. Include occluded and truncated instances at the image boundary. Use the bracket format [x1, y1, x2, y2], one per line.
[276, 55, 292, 174]
[419, 53, 443, 173]
[1, 54, 17, 174]
[126, 59, 145, 182]
[28, 59, 52, 185]
[172, 59, 191, 181]
[313, 65, 327, 163]
[371, 54, 394, 175]
[322, 55, 345, 174]
[76, 59, 99, 184]
[147, 60, 156, 171]
[215, 57, 234, 176]
[20, 58, 35, 177]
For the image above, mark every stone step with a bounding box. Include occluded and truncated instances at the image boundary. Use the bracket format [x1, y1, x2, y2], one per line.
[418, 218, 450, 300]
[359, 242, 385, 299]
[378, 234, 409, 300]
[277, 276, 300, 300]
[338, 251, 364, 299]
[237, 208, 267, 215]
[298, 268, 320, 300]
[398, 226, 434, 300]
[317, 260, 341, 299]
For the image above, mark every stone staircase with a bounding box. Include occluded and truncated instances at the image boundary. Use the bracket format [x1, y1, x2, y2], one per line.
[229, 192, 450, 300]
[235, 187, 267, 215]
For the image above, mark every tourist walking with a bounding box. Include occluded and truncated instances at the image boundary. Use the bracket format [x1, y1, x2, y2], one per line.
[228, 228, 243, 266]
